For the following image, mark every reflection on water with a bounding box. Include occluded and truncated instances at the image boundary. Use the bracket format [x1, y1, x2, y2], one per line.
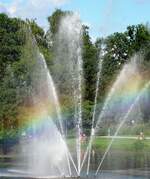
[1, 147, 150, 178]
[0, 173, 149, 179]
[80, 148, 150, 178]
[88, 172, 149, 179]
[89, 149, 150, 171]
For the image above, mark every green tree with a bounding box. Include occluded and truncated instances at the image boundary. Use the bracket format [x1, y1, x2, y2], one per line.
[82, 25, 99, 101]
[0, 13, 25, 80]
[47, 9, 71, 35]
[98, 24, 150, 101]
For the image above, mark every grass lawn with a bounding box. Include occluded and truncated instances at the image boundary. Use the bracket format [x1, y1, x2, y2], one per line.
[67, 137, 150, 152]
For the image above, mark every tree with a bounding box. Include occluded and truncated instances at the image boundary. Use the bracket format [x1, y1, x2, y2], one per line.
[126, 24, 150, 54]
[81, 26, 100, 130]
[0, 13, 26, 153]
[98, 24, 150, 101]
[47, 9, 71, 36]
[0, 13, 25, 80]
[82, 25, 99, 101]
[0, 14, 52, 153]
[27, 19, 47, 47]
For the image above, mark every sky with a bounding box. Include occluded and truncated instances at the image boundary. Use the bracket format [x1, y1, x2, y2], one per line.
[0, 0, 150, 41]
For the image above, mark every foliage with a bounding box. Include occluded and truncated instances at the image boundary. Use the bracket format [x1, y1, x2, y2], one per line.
[0, 9, 150, 151]
[82, 25, 99, 101]
[98, 24, 150, 103]
[0, 13, 25, 80]
[48, 9, 71, 35]
[134, 140, 145, 151]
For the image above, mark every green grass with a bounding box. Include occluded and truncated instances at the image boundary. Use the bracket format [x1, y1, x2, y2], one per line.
[67, 137, 150, 152]
[119, 123, 150, 136]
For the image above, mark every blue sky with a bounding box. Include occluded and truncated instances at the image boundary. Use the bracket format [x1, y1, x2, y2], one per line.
[0, 0, 150, 40]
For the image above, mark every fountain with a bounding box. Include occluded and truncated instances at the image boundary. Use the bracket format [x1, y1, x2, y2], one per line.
[0, 13, 150, 179]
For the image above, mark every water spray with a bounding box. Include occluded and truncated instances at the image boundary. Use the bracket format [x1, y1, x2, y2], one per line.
[95, 81, 150, 176]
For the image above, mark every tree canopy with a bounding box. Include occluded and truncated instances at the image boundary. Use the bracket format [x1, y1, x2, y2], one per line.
[0, 10, 150, 147]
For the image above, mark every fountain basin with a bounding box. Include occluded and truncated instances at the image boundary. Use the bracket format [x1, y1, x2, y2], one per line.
[1, 169, 150, 179]
[0, 174, 79, 179]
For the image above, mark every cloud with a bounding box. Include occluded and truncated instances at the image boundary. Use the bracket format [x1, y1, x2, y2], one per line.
[0, 0, 70, 30]
[28, 0, 70, 9]
[8, 5, 17, 15]
[135, 0, 150, 4]
[0, 3, 9, 14]
[0, 1, 19, 16]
